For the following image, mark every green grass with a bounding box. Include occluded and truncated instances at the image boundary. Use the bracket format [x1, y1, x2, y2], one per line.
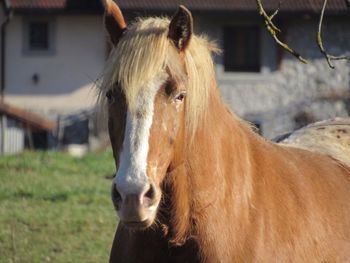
[0, 149, 118, 263]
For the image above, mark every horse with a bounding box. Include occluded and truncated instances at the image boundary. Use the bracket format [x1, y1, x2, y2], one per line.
[99, 1, 350, 262]
[277, 118, 350, 168]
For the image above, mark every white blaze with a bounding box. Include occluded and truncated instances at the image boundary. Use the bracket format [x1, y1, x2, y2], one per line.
[113, 74, 167, 197]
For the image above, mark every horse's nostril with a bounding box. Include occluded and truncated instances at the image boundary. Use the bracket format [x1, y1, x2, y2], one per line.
[144, 184, 155, 201]
[112, 185, 122, 204]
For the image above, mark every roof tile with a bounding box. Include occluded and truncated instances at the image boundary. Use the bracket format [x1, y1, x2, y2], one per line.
[114, 0, 349, 13]
[10, 0, 103, 12]
[0, 101, 56, 131]
[10, 0, 66, 9]
[8, 0, 350, 13]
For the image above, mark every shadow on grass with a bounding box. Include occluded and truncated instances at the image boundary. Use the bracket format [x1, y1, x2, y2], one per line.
[13, 190, 34, 199]
[42, 193, 68, 202]
[13, 191, 68, 202]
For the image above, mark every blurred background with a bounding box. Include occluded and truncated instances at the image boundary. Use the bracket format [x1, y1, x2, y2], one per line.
[0, 0, 349, 262]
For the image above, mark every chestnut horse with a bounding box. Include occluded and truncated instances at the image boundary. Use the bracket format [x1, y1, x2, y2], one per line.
[100, 1, 350, 262]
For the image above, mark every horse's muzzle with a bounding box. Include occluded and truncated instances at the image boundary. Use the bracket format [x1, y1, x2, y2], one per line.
[112, 183, 158, 229]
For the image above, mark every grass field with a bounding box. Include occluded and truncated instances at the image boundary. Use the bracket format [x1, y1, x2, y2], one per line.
[0, 149, 118, 263]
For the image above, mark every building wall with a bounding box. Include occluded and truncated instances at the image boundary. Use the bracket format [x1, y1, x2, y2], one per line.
[5, 14, 106, 115]
[3, 12, 350, 139]
[0, 6, 7, 89]
[199, 15, 350, 139]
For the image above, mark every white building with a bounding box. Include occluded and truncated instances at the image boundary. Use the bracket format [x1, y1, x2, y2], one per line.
[1, 0, 106, 118]
[1, 0, 349, 139]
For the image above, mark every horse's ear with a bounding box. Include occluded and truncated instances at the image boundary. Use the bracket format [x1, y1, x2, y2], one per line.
[103, 0, 127, 46]
[168, 5, 193, 51]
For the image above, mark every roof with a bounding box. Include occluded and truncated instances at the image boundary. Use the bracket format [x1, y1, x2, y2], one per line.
[8, 0, 350, 14]
[114, 0, 350, 13]
[0, 101, 56, 131]
[10, 0, 66, 9]
[9, 0, 103, 13]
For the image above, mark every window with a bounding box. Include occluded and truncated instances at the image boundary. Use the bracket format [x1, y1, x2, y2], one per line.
[29, 22, 49, 50]
[223, 26, 260, 72]
[23, 18, 55, 55]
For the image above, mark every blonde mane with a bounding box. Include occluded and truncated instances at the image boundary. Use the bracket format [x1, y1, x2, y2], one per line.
[100, 16, 218, 133]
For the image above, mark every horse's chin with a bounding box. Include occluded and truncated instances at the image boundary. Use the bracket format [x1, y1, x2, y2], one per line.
[115, 190, 161, 230]
[121, 218, 154, 230]
[117, 205, 158, 230]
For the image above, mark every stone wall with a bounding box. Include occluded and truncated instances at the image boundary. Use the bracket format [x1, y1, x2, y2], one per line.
[211, 17, 350, 139]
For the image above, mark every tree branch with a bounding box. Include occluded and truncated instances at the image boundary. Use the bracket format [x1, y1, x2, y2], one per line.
[316, 0, 349, 69]
[269, 0, 282, 20]
[256, 0, 308, 64]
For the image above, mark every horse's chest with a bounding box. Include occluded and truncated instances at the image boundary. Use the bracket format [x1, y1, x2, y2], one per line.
[167, 239, 201, 263]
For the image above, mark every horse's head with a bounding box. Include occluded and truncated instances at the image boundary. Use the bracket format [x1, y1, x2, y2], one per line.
[101, 0, 215, 229]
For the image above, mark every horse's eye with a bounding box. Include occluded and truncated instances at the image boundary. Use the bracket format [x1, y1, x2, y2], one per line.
[106, 90, 114, 103]
[175, 91, 186, 102]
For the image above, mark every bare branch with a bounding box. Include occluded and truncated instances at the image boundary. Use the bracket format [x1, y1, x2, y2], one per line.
[256, 0, 308, 64]
[316, 0, 349, 69]
[269, 0, 282, 21]
[256, 0, 280, 32]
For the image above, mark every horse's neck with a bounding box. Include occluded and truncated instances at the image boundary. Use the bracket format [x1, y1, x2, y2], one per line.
[188, 89, 266, 259]
[168, 86, 261, 254]
[188, 87, 256, 210]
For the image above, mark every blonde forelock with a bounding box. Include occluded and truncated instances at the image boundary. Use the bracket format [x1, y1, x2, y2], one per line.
[99, 16, 219, 135]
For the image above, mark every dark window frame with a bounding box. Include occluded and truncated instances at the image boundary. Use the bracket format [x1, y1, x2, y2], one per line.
[223, 26, 261, 72]
[23, 17, 56, 56]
